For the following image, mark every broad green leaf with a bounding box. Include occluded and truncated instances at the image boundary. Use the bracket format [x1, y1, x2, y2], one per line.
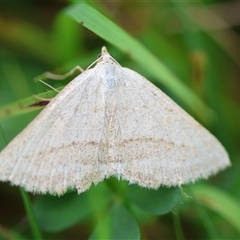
[33, 182, 112, 232]
[34, 192, 89, 232]
[127, 185, 182, 215]
[191, 184, 240, 234]
[89, 202, 140, 240]
[65, 2, 215, 124]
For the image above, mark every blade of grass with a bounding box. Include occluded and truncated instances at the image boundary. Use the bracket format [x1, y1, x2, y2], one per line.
[193, 202, 220, 239]
[0, 89, 61, 120]
[191, 184, 240, 234]
[20, 188, 43, 240]
[64, 2, 215, 124]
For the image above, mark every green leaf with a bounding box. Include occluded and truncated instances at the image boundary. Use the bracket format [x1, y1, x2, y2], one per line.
[89, 202, 140, 240]
[191, 184, 240, 234]
[33, 182, 112, 232]
[127, 185, 182, 215]
[34, 192, 89, 232]
[65, 2, 215, 124]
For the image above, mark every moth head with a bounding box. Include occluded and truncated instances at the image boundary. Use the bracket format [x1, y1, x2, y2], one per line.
[96, 46, 119, 66]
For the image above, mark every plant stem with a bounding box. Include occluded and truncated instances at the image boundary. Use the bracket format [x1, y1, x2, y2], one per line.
[173, 212, 185, 240]
[20, 188, 43, 240]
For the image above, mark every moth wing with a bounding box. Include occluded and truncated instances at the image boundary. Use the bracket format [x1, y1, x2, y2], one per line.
[111, 68, 230, 188]
[0, 70, 108, 195]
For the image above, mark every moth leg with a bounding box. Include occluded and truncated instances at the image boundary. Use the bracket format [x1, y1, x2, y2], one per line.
[33, 94, 54, 102]
[32, 66, 84, 106]
[43, 66, 84, 80]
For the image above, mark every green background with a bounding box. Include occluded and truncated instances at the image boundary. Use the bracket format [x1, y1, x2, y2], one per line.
[0, 1, 239, 239]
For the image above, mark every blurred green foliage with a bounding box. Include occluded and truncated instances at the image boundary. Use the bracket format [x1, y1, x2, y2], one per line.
[0, 1, 240, 239]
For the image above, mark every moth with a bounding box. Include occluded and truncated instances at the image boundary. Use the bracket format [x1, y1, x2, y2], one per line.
[0, 47, 230, 195]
